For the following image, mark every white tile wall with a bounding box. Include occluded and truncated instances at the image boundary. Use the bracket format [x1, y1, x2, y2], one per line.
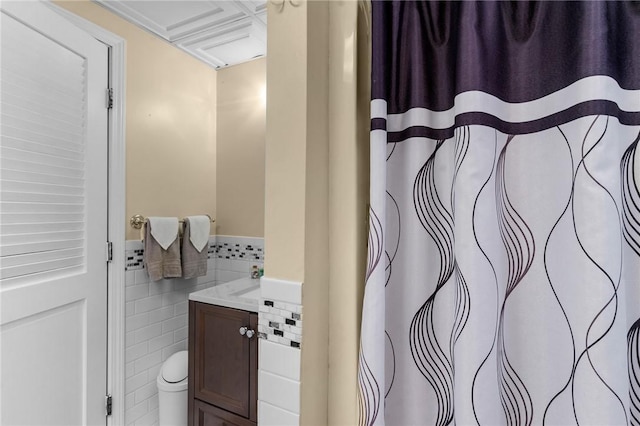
[259, 340, 300, 381]
[258, 401, 300, 426]
[258, 371, 300, 414]
[258, 277, 303, 425]
[123, 235, 264, 426]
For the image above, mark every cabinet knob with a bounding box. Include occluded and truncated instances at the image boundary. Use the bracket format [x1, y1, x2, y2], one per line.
[246, 329, 255, 339]
[239, 326, 247, 336]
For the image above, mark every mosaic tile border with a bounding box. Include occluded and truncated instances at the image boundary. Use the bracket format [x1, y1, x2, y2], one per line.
[125, 241, 217, 271]
[124, 237, 264, 271]
[258, 300, 302, 349]
[212, 242, 264, 262]
[125, 247, 144, 270]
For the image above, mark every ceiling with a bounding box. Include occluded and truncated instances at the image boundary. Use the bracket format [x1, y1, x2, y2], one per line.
[94, 0, 266, 70]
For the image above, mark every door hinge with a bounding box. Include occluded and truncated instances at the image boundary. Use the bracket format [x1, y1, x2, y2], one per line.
[106, 241, 113, 263]
[105, 394, 112, 416]
[106, 88, 113, 109]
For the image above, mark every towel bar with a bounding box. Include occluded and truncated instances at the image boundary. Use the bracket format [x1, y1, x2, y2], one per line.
[129, 214, 214, 230]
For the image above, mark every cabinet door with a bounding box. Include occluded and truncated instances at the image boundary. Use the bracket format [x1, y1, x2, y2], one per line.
[191, 302, 254, 418]
[192, 400, 255, 426]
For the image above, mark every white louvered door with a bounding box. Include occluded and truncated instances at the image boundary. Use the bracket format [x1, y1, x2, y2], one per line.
[0, 2, 109, 425]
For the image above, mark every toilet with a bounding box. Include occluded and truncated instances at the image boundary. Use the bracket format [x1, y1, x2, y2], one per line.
[157, 350, 188, 426]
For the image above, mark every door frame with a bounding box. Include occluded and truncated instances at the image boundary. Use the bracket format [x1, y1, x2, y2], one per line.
[44, 2, 127, 425]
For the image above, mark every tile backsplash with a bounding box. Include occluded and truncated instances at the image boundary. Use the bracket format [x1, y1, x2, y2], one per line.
[123, 235, 263, 426]
[258, 300, 302, 349]
[257, 277, 303, 425]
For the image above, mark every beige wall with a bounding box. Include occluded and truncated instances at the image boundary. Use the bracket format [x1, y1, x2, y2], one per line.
[265, 1, 330, 424]
[301, 1, 331, 424]
[265, 1, 369, 424]
[327, 2, 370, 425]
[264, 0, 308, 282]
[55, 1, 217, 241]
[216, 59, 266, 238]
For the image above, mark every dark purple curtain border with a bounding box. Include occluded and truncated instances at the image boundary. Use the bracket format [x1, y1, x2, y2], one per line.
[371, 1, 640, 140]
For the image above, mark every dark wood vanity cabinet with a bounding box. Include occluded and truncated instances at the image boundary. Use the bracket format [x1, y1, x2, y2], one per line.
[188, 301, 258, 426]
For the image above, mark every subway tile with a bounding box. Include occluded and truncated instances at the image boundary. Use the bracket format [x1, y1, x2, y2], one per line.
[125, 399, 148, 425]
[162, 291, 186, 307]
[126, 312, 149, 332]
[260, 277, 302, 305]
[126, 361, 135, 379]
[259, 340, 300, 381]
[134, 408, 158, 426]
[258, 371, 300, 414]
[279, 309, 292, 318]
[125, 371, 148, 394]
[135, 269, 149, 285]
[216, 269, 247, 283]
[148, 332, 174, 353]
[288, 326, 302, 335]
[161, 341, 186, 362]
[230, 259, 249, 273]
[173, 326, 188, 343]
[147, 362, 162, 383]
[176, 277, 197, 289]
[134, 381, 158, 405]
[162, 314, 187, 334]
[216, 258, 231, 271]
[126, 302, 135, 316]
[134, 323, 162, 345]
[148, 306, 173, 324]
[258, 401, 299, 426]
[125, 341, 148, 363]
[174, 301, 188, 316]
[196, 266, 216, 284]
[126, 284, 149, 302]
[134, 350, 162, 375]
[125, 392, 135, 411]
[147, 393, 159, 411]
[148, 279, 173, 296]
[135, 295, 163, 314]
[126, 331, 135, 348]
[125, 270, 136, 286]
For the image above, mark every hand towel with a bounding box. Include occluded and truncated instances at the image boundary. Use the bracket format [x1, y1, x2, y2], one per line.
[144, 218, 182, 281]
[181, 216, 209, 279]
[147, 217, 179, 250]
[185, 215, 210, 252]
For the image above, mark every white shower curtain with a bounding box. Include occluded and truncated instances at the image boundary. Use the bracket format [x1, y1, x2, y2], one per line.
[358, 2, 640, 425]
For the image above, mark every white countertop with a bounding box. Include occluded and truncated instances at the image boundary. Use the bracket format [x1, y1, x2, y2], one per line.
[189, 277, 261, 313]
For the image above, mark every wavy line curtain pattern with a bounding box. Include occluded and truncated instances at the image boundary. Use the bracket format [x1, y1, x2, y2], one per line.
[358, 2, 640, 425]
